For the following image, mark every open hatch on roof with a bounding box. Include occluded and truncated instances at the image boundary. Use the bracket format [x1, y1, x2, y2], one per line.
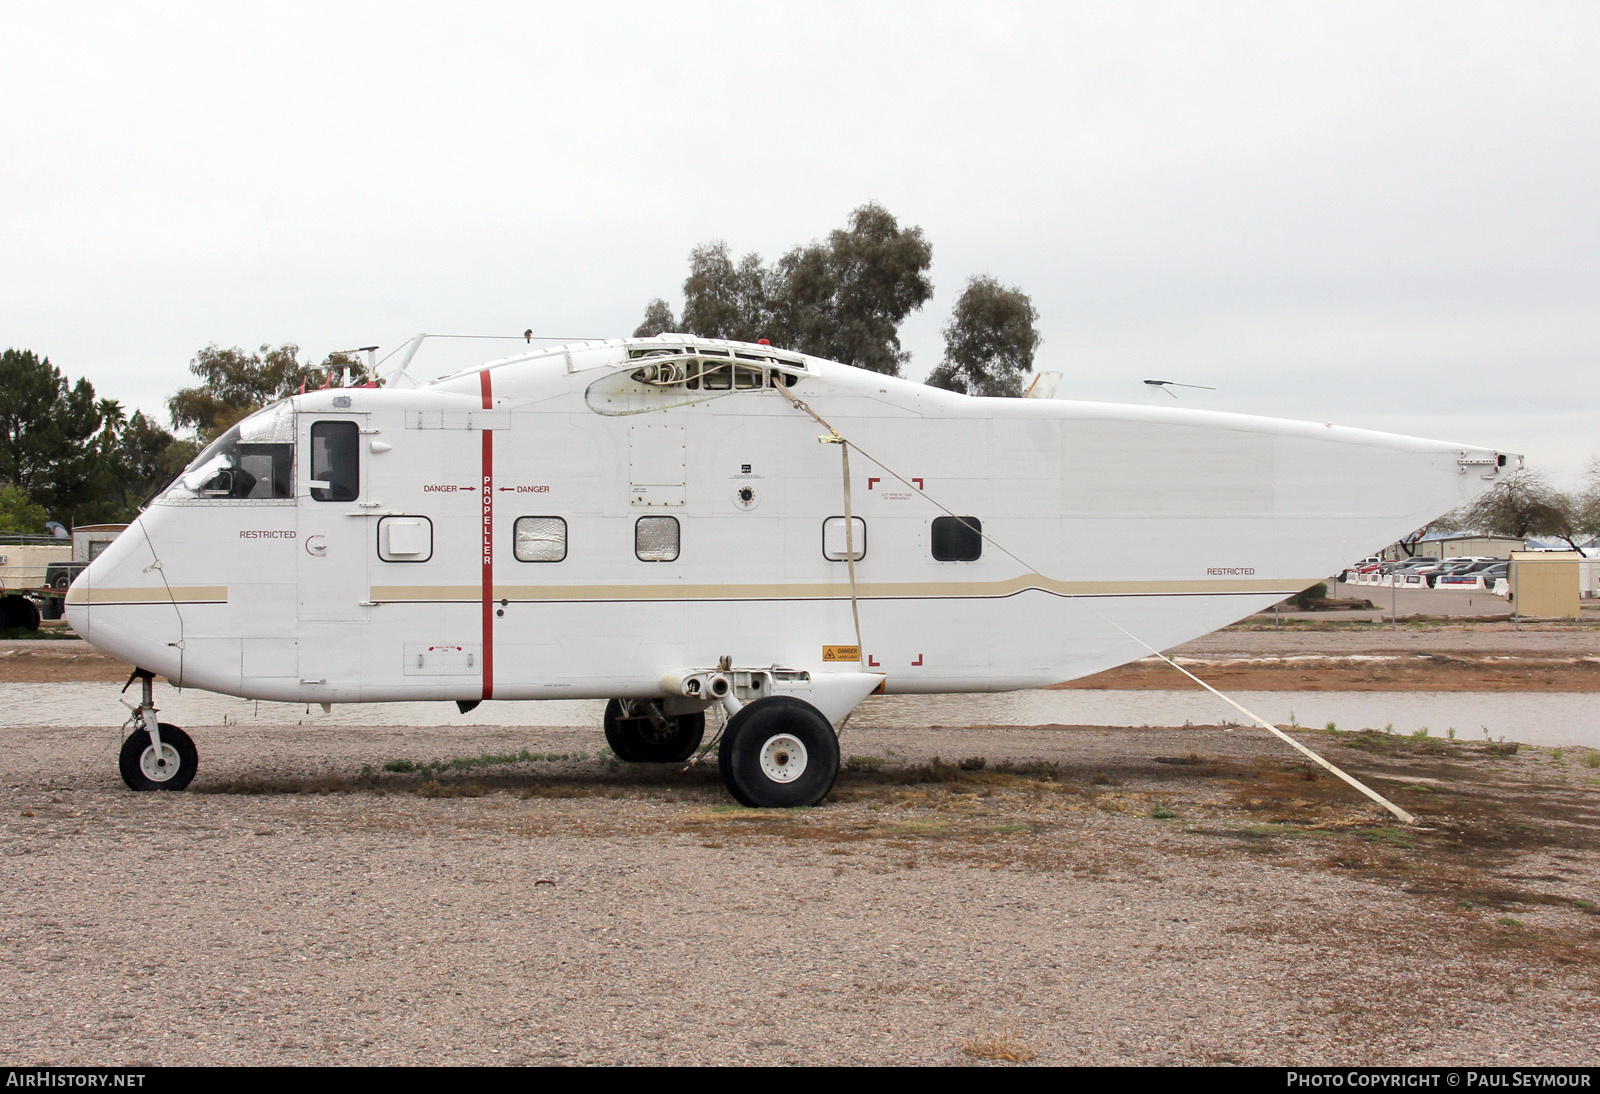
[585, 345, 808, 416]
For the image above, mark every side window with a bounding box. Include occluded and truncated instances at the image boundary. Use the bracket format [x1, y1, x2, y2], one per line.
[515, 517, 567, 562]
[635, 516, 680, 561]
[931, 516, 982, 562]
[822, 516, 866, 561]
[237, 443, 293, 499]
[310, 421, 359, 502]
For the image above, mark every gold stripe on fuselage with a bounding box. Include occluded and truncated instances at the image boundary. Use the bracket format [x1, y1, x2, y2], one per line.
[65, 585, 229, 605]
[368, 575, 1300, 603]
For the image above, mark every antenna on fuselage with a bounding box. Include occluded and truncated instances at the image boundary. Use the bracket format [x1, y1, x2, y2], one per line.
[1142, 379, 1216, 399]
[380, 333, 432, 389]
[375, 331, 608, 389]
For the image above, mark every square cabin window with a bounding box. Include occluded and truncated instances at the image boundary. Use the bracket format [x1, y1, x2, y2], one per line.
[931, 516, 982, 561]
[515, 517, 567, 562]
[635, 516, 680, 561]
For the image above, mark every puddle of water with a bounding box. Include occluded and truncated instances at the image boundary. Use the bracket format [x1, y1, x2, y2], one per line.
[7, 684, 1598, 749]
[855, 691, 1600, 749]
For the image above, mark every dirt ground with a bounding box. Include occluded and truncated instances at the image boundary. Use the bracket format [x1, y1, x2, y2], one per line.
[5, 624, 1599, 1065]
[1067, 621, 1600, 692]
[4, 700, 1600, 1064]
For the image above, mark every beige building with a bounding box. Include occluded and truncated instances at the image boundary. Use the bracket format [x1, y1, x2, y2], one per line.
[1388, 534, 1524, 561]
[1510, 551, 1582, 619]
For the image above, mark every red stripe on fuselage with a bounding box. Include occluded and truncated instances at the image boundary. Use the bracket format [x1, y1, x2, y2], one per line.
[480, 370, 494, 700]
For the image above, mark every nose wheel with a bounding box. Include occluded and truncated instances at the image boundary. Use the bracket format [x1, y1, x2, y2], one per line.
[119, 722, 198, 791]
[116, 669, 198, 791]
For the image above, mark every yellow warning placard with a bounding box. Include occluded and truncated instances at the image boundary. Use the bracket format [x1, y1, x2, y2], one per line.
[822, 645, 861, 663]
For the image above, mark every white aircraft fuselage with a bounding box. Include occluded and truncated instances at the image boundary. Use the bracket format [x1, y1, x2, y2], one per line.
[66, 336, 1513, 804]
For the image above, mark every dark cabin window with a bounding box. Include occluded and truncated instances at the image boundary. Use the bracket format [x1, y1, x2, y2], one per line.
[310, 421, 359, 502]
[931, 516, 982, 561]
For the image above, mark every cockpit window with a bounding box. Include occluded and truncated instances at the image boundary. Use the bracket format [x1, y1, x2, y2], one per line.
[164, 401, 295, 501]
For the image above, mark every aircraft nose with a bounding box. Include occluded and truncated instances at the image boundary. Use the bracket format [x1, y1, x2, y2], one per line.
[62, 568, 89, 640]
[63, 519, 184, 681]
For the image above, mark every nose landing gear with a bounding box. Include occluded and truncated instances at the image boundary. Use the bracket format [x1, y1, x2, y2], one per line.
[117, 670, 198, 791]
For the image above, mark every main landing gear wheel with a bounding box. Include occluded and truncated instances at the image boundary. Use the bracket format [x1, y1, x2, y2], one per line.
[603, 699, 706, 763]
[118, 723, 198, 791]
[717, 696, 840, 808]
[1, 596, 40, 631]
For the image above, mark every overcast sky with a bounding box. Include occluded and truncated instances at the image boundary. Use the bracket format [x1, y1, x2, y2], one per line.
[4, 2, 1596, 483]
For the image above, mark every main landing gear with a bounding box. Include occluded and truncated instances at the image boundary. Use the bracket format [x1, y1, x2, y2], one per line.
[627, 668, 879, 808]
[603, 692, 843, 808]
[117, 670, 198, 791]
[603, 699, 706, 763]
[717, 696, 840, 809]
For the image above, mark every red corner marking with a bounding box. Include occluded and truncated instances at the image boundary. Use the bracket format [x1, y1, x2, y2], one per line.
[912, 478, 924, 490]
[867, 654, 880, 667]
[911, 654, 923, 667]
[867, 477, 880, 490]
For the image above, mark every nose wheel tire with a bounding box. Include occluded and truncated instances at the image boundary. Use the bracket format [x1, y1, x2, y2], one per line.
[603, 699, 706, 763]
[119, 723, 198, 791]
[718, 696, 839, 808]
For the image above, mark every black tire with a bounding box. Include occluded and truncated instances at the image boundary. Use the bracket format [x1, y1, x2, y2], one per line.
[603, 699, 705, 763]
[1, 596, 39, 631]
[118, 723, 198, 791]
[39, 596, 62, 621]
[51, 573, 70, 590]
[717, 696, 839, 808]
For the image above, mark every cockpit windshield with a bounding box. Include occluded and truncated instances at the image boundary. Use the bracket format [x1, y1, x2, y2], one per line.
[164, 401, 295, 501]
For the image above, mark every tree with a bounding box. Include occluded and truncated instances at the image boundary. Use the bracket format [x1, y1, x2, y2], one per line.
[168, 343, 371, 442]
[0, 484, 47, 535]
[1443, 470, 1588, 551]
[679, 243, 770, 343]
[644, 203, 936, 376]
[769, 204, 935, 375]
[85, 412, 197, 521]
[633, 298, 677, 338]
[926, 275, 1041, 397]
[1576, 457, 1600, 543]
[0, 348, 112, 520]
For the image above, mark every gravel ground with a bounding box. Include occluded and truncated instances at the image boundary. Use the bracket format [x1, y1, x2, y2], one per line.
[4, 713, 1599, 1066]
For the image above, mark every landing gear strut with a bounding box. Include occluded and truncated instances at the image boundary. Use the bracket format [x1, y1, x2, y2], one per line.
[117, 670, 198, 791]
[603, 698, 706, 763]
